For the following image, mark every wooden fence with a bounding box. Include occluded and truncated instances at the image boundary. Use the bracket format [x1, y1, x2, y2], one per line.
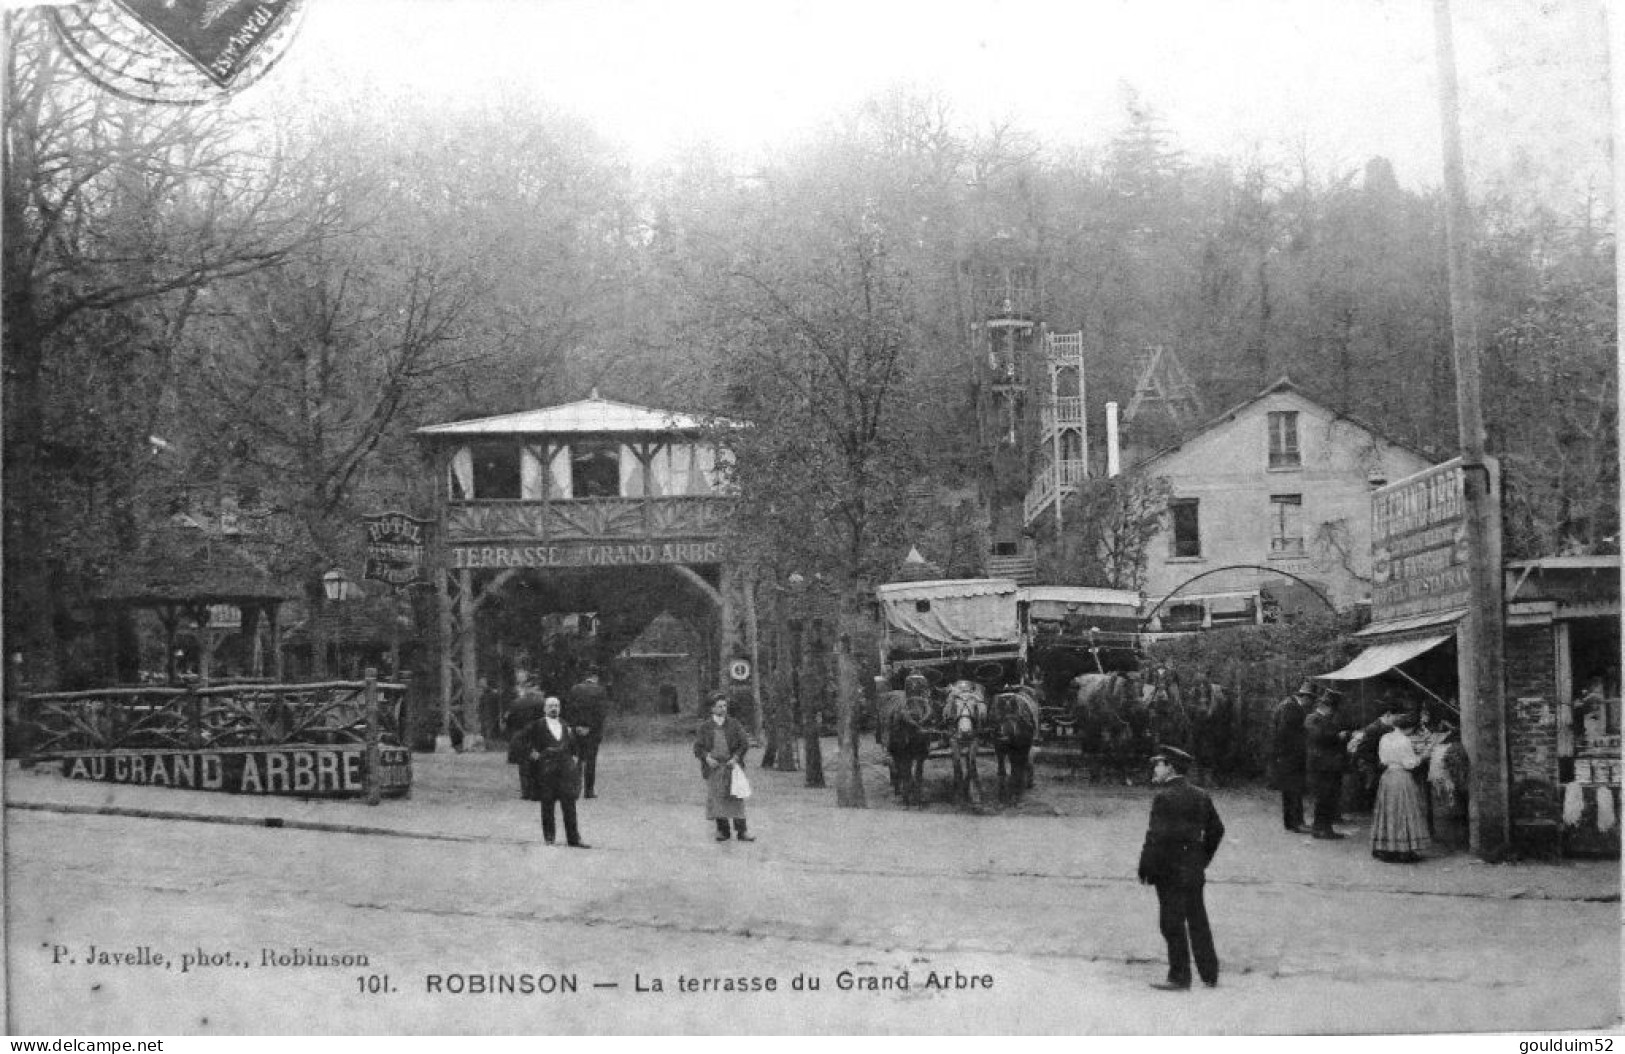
[17, 670, 409, 803]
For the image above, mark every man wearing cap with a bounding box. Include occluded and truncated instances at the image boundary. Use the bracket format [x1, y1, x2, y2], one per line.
[1138, 746, 1225, 991]
[564, 668, 608, 798]
[1272, 681, 1314, 832]
[1304, 686, 1351, 839]
[694, 692, 755, 842]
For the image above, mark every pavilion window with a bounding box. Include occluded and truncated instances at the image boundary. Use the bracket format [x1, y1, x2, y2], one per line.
[547, 445, 573, 499]
[448, 447, 474, 501]
[619, 443, 647, 497]
[471, 443, 521, 499]
[571, 442, 621, 498]
[520, 446, 546, 500]
[649, 444, 687, 497]
[701, 445, 734, 495]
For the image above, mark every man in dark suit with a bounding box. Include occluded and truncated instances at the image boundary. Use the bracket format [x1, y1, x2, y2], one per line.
[505, 670, 548, 801]
[1138, 745, 1224, 991]
[564, 668, 609, 798]
[1304, 687, 1351, 839]
[1272, 681, 1313, 832]
[525, 695, 590, 848]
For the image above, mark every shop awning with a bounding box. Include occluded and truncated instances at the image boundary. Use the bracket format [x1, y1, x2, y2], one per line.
[1317, 634, 1452, 681]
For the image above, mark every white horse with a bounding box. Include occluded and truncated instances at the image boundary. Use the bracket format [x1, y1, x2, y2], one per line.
[942, 679, 987, 804]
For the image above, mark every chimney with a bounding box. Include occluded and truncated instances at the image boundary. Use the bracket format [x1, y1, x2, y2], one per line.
[1106, 401, 1121, 477]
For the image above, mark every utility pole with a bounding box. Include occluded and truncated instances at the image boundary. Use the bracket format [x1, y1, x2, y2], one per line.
[1433, 0, 1509, 858]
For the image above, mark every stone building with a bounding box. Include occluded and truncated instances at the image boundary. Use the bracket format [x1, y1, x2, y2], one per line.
[1135, 377, 1436, 623]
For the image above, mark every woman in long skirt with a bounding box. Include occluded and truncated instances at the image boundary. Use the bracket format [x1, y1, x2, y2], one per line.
[1371, 711, 1431, 862]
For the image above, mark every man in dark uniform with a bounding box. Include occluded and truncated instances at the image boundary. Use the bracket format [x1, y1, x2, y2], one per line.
[1138, 745, 1224, 991]
[1272, 680, 1313, 832]
[1304, 686, 1351, 839]
[564, 668, 608, 798]
[525, 695, 590, 848]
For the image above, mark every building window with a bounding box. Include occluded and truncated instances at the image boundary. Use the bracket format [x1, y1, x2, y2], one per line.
[1170, 499, 1201, 558]
[1268, 411, 1301, 468]
[1269, 494, 1305, 555]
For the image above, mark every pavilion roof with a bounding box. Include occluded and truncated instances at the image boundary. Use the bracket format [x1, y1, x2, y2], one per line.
[416, 394, 739, 438]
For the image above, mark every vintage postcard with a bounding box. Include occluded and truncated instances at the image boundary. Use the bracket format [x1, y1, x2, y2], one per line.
[3, 0, 1620, 1039]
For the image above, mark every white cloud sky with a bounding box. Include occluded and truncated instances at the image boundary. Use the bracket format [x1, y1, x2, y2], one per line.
[248, 0, 1609, 201]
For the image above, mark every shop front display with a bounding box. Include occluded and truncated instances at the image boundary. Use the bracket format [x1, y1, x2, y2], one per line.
[1504, 557, 1620, 857]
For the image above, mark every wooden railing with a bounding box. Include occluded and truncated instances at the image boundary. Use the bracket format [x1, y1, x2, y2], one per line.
[19, 677, 407, 757]
[1022, 459, 1089, 526]
[1039, 398, 1086, 430]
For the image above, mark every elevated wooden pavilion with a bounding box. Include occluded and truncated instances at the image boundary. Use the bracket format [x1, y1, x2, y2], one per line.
[415, 393, 750, 749]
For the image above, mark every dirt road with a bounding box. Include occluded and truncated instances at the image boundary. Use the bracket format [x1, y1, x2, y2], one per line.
[5, 741, 1619, 1034]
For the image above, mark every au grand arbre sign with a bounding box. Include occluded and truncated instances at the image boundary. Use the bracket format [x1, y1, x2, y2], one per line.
[60, 745, 411, 799]
[1369, 457, 1498, 623]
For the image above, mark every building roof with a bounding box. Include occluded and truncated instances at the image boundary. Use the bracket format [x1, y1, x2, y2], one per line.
[1133, 376, 1436, 469]
[95, 526, 297, 607]
[416, 393, 737, 438]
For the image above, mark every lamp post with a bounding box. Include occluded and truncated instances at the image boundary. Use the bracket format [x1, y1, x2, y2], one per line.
[321, 568, 354, 678]
[322, 568, 351, 603]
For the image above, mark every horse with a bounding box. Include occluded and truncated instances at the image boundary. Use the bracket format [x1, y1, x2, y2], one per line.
[989, 686, 1041, 804]
[1069, 671, 1149, 784]
[1139, 675, 1195, 759]
[942, 679, 987, 804]
[879, 674, 937, 806]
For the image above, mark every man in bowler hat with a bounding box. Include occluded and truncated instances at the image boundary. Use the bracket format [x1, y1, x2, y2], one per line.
[1272, 681, 1314, 832]
[1138, 745, 1225, 991]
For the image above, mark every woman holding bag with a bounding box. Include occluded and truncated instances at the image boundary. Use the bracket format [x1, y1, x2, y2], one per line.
[694, 691, 755, 842]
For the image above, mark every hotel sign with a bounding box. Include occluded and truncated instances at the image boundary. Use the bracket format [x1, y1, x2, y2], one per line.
[1369, 458, 1497, 622]
[363, 512, 430, 587]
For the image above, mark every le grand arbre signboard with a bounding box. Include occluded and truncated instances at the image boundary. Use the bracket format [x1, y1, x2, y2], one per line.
[1369, 457, 1498, 623]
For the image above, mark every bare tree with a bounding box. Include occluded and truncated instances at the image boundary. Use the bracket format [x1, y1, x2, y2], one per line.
[2, 11, 331, 686]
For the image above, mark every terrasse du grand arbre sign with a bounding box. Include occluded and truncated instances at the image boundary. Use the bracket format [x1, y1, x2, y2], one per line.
[1369, 457, 1498, 623]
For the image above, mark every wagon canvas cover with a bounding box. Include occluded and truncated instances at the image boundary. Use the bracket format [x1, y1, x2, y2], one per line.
[877, 578, 1022, 652]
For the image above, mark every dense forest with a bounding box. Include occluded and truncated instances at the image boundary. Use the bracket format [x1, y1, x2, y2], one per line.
[3, 11, 1615, 689]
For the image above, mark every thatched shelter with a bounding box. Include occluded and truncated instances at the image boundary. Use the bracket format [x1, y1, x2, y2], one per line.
[93, 525, 297, 684]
